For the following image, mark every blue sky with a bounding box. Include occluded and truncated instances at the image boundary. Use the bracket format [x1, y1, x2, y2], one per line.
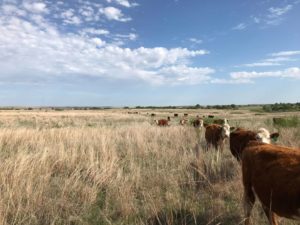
[0, 0, 299, 106]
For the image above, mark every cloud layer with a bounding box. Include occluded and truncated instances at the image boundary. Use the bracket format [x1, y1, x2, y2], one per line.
[0, 0, 213, 85]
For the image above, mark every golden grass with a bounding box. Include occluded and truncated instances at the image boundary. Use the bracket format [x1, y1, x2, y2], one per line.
[0, 110, 299, 225]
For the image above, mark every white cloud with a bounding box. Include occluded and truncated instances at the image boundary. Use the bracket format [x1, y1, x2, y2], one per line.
[252, 16, 260, 24]
[61, 9, 82, 25]
[189, 38, 202, 44]
[265, 57, 295, 62]
[242, 62, 281, 67]
[91, 37, 106, 46]
[268, 5, 293, 18]
[157, 65, 214, 85]
[263, 4, 294, 26]
[2, 4, 27, 16]
[0, 13, 212, 86]
[100, 6, 131, 22]
[270, 50, 300, 57]
[106, 0, 138, 8]
[232, 23, 247, 30]
[237, 51, 299, 68]
[115, 33, 138, 41]
[79, 5, 94, 21]
[211, 78, 253, 84]
[250, 4, 294, 27]
[81, 28, 110, 36]
[230, 67, 300, 80]
[22, 1, 48, 14]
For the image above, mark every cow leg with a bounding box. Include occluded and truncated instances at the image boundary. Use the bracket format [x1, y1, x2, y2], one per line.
[214, 143, 218, 151]
[206, 142, 210, 151]
[219, 140, 225, 152]
[243, 186, 255, 225]
[262, 206, 278, 225]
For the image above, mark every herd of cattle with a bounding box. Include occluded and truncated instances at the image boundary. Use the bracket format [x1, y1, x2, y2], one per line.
[146, 112, 300, 225]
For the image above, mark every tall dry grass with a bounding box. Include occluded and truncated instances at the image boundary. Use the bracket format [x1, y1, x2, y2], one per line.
[0, 110, 298, 225]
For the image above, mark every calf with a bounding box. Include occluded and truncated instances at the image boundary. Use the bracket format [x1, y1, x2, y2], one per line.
[230, 128, 279, 161]
[213, 118, 229, 125]
[192, 118, 204, 128]
[236, 130, 300, 225]
[155, 119, 169, 126]
[179, 119, 187, 125]
[205, 121, 230, 151]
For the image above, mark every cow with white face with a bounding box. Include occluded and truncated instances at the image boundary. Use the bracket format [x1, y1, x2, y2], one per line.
[256, 128, 277, 144]
[230, 127, 279, 161]
[205, 118, 231, 151]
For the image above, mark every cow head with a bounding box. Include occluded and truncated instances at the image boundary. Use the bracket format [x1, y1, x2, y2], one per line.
[256, 128, 280, 144]
[199, 119, 204, 127]
[221, 123, 231, 138]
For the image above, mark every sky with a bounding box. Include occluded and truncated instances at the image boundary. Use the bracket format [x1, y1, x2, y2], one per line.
[0, 0, 299, 106]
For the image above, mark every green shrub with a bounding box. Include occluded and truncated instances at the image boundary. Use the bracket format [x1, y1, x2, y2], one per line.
[273, 117, 300, 128]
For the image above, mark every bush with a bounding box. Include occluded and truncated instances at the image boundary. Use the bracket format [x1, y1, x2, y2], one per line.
[273, 117, 300, 128]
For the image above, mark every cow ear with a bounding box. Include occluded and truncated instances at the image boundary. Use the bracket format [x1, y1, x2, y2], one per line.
[270, 132, 279, 142]
[230, 126, 236, 132]
[203, 123, 209, 128]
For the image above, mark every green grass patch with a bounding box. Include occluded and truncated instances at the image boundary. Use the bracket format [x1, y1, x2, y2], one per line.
[273, 117, 300, 128]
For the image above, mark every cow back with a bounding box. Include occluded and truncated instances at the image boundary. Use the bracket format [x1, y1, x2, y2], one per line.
[242, 143, 300, 218]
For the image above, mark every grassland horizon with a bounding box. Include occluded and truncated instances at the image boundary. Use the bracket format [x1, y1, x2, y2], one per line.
[0, 108, 299, 225]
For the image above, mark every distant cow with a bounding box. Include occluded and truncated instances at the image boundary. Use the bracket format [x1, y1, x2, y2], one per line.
[205, 120, 230, 151]
[208, 115, 214, 118]
[167, 116, 171, 121]
[179, 119, 187, 125]
[174, 113, 178, 117]
[184, 113, 188, 117]
[155, 119, 169, 126]
[213, 119, 228, 125]
[232, 129, 300, 225]
[192, 118, 204, 128]
[230, 128, 279, 161]
[151, 113, 156, 117]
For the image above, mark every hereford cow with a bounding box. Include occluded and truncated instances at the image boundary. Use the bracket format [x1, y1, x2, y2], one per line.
[179, 119, 187, 125]
[234, 129, 300, 225]
[213, 118, 228, 125]
[192, 118, 204, 128]
[205, 120, 230, 151]
[155, 119, 169, 126]
[230, 128, 279, 161]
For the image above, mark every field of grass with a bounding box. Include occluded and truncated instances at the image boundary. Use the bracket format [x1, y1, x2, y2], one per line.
[0, 109, 299, 225]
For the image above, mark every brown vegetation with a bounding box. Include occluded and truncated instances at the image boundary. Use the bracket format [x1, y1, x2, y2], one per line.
[0, 109, 298, 225]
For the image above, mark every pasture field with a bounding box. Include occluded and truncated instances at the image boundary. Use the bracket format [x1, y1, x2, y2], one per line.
[0, 109, 299, 225]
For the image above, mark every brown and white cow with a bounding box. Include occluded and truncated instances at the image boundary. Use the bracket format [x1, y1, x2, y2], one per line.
[192, 118, 204, 128]
[205, 119, 230, 151]
[230, 128, 279, 161]
[232, 128, 300, 225]
[179, 118, 187, 125]
[213, 118, 229, 125]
